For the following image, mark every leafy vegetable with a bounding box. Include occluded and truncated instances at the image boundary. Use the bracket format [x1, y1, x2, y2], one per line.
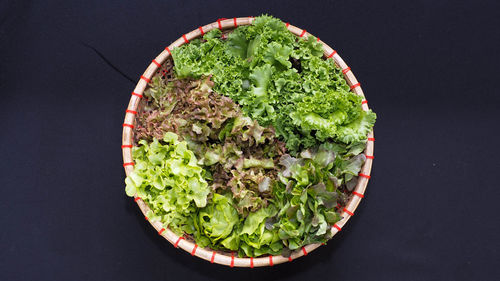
[135, 76, 240, 143]
[125, 15, 376, 258]
[125, 133, 210, 235]
[195, 193, 240, 249]
[171, 15, 377, 154]
[136, 76, 286, 217]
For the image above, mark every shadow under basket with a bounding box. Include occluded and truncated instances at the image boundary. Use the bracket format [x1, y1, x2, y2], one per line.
[121, 17, 374, 268]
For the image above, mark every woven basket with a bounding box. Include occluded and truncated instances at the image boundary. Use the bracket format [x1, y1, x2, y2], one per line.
[122, 17, 374, 267]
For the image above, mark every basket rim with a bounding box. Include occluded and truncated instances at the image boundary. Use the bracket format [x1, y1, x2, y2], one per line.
[121, 16, 374, 268]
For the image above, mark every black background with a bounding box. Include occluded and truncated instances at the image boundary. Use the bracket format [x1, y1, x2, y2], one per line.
[1, 1, 499, 280]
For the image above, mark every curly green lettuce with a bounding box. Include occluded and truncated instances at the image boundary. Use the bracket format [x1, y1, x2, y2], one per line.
[171, 15, 376, 154]
[125, 133, 210, 235]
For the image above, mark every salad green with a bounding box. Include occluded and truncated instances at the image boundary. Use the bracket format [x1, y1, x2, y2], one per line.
[171, 15, 376, 153]
[125, 134, 210, 235]
[125, 15, 376, 258]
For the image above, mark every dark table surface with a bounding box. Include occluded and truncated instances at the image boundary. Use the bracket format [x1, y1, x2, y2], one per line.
[1, 1, 499, 280]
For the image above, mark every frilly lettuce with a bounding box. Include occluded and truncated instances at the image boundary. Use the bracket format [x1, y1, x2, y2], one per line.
[125, 133, 210, 235]
[127, 15, 375, 258]
[171, 15, 376, 154]
[195, 193, 240, 249]
[136, 75, 285, 219]
[135, 76, 240, 143]
[270, 143, 367, 249]
[239, 205, 283, 256]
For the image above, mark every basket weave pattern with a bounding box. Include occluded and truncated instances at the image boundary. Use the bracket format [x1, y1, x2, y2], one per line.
[122, 17, 374, 267]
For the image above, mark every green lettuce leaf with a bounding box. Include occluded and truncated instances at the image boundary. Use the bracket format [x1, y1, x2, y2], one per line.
[197, 193, 240, 246]
[170, 14, 376, 154]
[124, 133, 210, 235]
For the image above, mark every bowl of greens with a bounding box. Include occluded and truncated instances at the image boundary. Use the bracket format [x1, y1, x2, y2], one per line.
[122, 15, 376, 267]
